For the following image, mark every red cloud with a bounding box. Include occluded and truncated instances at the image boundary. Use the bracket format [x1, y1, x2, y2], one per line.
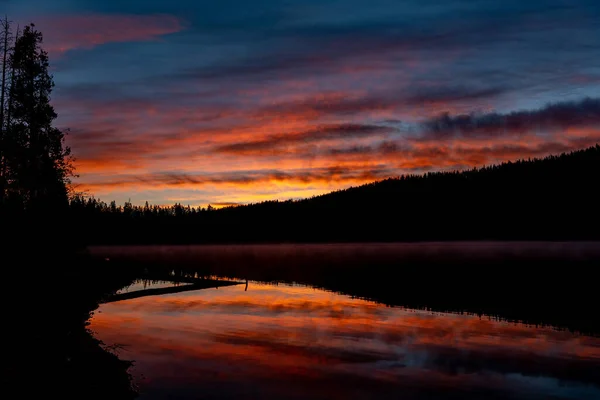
[33, 14, 183, 56]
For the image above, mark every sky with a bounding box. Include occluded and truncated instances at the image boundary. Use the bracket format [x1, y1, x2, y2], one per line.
[3, 0, 600, 207]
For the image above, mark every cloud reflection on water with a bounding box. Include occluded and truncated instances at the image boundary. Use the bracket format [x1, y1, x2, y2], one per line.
[91, 282, 600, 399]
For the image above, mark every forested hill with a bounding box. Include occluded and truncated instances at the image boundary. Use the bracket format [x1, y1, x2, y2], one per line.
[74, 144, 600, 244]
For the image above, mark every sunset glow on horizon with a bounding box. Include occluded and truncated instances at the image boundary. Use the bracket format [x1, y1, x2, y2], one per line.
[5, 0, 600, 206]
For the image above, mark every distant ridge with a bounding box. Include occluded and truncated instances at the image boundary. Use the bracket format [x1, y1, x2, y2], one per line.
[71, 144, 600, 244]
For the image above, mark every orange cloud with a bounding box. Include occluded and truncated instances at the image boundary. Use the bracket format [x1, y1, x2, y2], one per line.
[75, 165, 395, 192]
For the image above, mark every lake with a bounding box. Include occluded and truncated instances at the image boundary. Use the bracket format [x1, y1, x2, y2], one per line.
[91, 242, 600, 333]
[90, 277, 600, 399]
[88, 243, 600, 399]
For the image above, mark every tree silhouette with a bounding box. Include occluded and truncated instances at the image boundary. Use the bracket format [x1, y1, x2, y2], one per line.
[1, 23, 73, 213]
[0, 16, 12, 206]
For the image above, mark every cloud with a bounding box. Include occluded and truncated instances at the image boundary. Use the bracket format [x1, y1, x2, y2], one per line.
[77, 166, 395, 191]
[213, 124, 396, 155]
[252, 85, 507, 120]
[419, 97, 600, 141]
[160, 1, 600, 94]
[403, 86, 509, 108]
[34, 14, 184, 56]
[212, 202, 241, 208]
[66, 127, 165, 173]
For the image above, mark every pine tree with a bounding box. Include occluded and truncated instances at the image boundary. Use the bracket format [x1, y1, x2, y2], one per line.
[6, 24, 73, 212]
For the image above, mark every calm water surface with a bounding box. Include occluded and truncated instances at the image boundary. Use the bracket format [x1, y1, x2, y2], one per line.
[91, 279, 600, 400]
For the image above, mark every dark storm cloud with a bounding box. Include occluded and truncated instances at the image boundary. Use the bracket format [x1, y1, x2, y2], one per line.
[419, 97, 600, 141]
[325, 140, 599, 166]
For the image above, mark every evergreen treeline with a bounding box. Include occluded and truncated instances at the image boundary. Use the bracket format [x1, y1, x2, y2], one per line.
[71, 144, 600, 244]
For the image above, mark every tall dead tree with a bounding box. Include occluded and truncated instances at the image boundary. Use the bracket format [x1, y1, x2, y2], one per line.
[0, 16, 11, 202]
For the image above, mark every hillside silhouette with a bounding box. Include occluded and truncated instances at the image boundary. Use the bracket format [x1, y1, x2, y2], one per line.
[71, 144, 600, 244]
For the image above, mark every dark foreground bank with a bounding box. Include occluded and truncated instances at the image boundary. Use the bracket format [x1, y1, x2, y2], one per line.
[1, 249, 139, 399]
